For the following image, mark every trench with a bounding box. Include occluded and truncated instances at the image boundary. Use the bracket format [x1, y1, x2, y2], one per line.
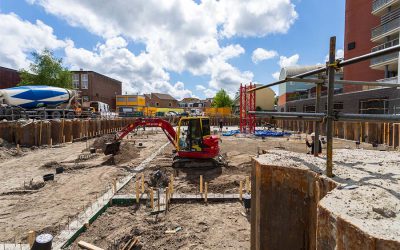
[251, 162, 337, 250]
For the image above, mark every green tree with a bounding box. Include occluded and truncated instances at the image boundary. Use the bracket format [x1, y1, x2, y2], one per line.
[212, 89, 233, 108]
[19, 49, 73, 89]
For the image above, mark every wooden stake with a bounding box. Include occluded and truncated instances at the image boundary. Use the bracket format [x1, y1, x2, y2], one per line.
[170, 174, 174, 194]
[150, 188, 154, 209]
[112, 179, 117, 194]
[204, 182, 208, 203]
[200, 175, 203, 193]
[165, 187, 169, 213]
[71, 135, 74, 143]
[63, 135, 66, 144]
[50, 138, 53, 147]
[135, 178, 140, 203]
[245, 176, 250, 193]
[28, 230, 36, 248]
[239, 181, 243, 201]
[141, 173, 145, 193]
[39, 122, 42, 146]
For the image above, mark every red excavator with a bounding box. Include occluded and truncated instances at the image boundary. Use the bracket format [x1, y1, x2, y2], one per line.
[104, 117, 224, 168]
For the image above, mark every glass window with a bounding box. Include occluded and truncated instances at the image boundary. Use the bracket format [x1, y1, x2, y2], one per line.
[117, 97, 125, 102]
[127, 97, 136, 102]
[73, 74, 80, 89]
[156, 102, 159, 107]
[202, 119, 210, 136]
[169, 102, 172, 107]
[81, 74, 88, 89]
[82, 96, 89, 102]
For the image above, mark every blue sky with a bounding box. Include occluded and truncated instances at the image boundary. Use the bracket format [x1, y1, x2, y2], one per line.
[0, 0, 345, 99]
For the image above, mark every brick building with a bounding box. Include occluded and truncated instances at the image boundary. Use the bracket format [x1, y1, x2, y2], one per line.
[144, 93, 178, 108]
[179, 97, 212, 111]
[71, 71, 122, 110]
[0, 66, 21, 89]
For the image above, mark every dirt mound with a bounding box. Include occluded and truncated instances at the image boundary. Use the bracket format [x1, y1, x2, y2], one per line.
[92, 134, 116, 151]
[113, 142, 140, 165]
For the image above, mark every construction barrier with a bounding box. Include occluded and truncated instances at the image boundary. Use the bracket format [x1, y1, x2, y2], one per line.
[204, 107, 232, 117]
[277, 120, 400, 148]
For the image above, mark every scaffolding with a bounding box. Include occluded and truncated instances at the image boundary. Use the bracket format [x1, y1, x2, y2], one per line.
[249, 37, 400, 177]
[239, 83, 256, 134]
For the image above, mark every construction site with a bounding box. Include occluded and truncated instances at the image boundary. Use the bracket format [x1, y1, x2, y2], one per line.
[1, 1, 400, 250]
[1, 39, 400, 249]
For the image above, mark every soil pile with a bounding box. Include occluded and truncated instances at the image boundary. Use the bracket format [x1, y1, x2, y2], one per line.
[113, 142, 140, 165]
[92, 134, 116, 151]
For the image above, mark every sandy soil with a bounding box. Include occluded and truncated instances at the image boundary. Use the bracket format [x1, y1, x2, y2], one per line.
[71, 202, 250, 250]
[0, 132, 168, 242]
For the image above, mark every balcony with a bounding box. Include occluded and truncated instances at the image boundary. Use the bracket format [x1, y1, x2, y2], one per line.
[377, 76, 399, 83]
[373, 0, 400, 15]
[372, 38, 399, 52]
[370, 52, 399, 67]
[371, 17, 400, 41]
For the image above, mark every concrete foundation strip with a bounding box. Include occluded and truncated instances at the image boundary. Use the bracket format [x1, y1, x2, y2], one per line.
[52, 141, 170, 249]
[0, 244, 30, 250]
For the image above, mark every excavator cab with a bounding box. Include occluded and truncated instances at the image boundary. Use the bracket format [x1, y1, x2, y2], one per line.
[176, 117, 210, 152]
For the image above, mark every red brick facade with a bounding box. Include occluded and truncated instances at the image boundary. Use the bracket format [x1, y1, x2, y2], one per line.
[0, 67, 21, 89]
[344, 0, 384, 92]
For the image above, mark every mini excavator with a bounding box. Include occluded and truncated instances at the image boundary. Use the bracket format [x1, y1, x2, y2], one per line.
[104, 117, 225, 168]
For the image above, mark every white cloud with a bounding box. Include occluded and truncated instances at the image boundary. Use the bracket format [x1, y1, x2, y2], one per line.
[272, 71, 281, 80]
[0, 13, 67, 69]
[196, 85, 206, 91]
[325, 49, 344, 62]
[278, 54, 299, 68]
[252, 48, 278, 64]
[27, 0, 298, 97]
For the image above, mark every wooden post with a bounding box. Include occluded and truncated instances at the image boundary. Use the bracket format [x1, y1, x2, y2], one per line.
[157, 188, 160, 211]
[170, 174, 174, 194]
[28, 230, 36, 248]
[63, 135, 66, 144]
[112, 179, 117, 194]
[50, 138, 53, 147]
[71, 135, 74, 143]
[141, 173, 145, 193]
[239, 180, 243, 201]
[136, 178, 140, 203]
[245, 176, 250, 193]
[204, 182, 208, 203]
[39, 122, 42, 146]
[150, 188, 154, 209]
[165, 187, 169, 213]
[384, 123, 386, 144]
[200, 175, 203, 193]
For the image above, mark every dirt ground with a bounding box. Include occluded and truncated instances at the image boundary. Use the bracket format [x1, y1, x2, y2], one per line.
[71, 202, 250, 250]
[119, 132, 361, 195]
[0, 131, 168, 242]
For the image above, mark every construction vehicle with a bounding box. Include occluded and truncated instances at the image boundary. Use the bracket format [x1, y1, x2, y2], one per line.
[104, 117, 224, 168]
[0, 85, 81, 120]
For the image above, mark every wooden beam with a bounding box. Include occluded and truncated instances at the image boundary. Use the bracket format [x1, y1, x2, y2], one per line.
[78, 241, 104, 250]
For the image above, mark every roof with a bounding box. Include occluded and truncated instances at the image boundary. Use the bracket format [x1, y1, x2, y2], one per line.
[152, 93, 177, 100]
[180, 97, 201, 103]
[0, 66, 19, 72]
[70, 70, 122, 84]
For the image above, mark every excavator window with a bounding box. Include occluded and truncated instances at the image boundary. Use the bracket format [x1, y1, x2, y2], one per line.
[201, 118, 210, 136]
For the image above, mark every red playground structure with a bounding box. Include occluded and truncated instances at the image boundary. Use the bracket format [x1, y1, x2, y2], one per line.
[239, 83, 256, 134]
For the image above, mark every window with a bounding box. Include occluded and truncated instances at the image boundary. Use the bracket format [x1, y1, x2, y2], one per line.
[169, 102, 172, 107]
[360, 98, 389, 114]
[81, 74, 88, 89]
[117, 97, 125, 102]
[325, 102, 344, 112]
[82, 96, 89, 102]
[288, 106, 297, 112]
[348, 42, 356, 51]
[303, 105, 315, 113]
[73, 74, 80, 89]
[127, 97, 136, 102]
[156, 102, 159, 107]
[202, 119, 210, 136]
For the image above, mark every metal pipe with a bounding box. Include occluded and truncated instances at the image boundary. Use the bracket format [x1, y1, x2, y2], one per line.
[335, 79, 400, 88]
[337, 113, 400, 122]
[314, 83, 322, 157]
[326, 37, 336, 177]
[249, 44, 400, 92]
[286, 77, 325, 84]
[268, 116, 322, 122]
[248, 111, 325, 118]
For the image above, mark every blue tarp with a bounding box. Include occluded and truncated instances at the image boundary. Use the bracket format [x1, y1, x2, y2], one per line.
[222, 130, 291, 137]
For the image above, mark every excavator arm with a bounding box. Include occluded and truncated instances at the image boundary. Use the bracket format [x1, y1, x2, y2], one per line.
[104, 118, 178, 155]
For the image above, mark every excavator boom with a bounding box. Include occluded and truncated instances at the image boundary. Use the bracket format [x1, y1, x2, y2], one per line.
[104, 118, 177, 155]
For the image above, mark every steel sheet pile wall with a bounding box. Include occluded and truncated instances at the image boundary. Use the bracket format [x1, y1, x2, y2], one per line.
[277, 120, 400, 148]
[0, 118, 136, 147]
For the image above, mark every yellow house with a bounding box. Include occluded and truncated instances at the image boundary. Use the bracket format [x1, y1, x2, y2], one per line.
[116, 95, 146, 113]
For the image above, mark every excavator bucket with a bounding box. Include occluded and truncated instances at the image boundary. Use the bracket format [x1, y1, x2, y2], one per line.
[104, 141, 121, 155]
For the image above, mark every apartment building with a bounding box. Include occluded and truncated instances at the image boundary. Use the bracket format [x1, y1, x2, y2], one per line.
[0, 66, 20, 89]
[71, 70, 122, 110]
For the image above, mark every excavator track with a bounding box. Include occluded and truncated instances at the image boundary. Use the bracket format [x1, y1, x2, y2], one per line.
[172, 154, 227, 168]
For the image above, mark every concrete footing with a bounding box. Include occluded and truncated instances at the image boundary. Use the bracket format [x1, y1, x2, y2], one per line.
[251, 150, 400, 250]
